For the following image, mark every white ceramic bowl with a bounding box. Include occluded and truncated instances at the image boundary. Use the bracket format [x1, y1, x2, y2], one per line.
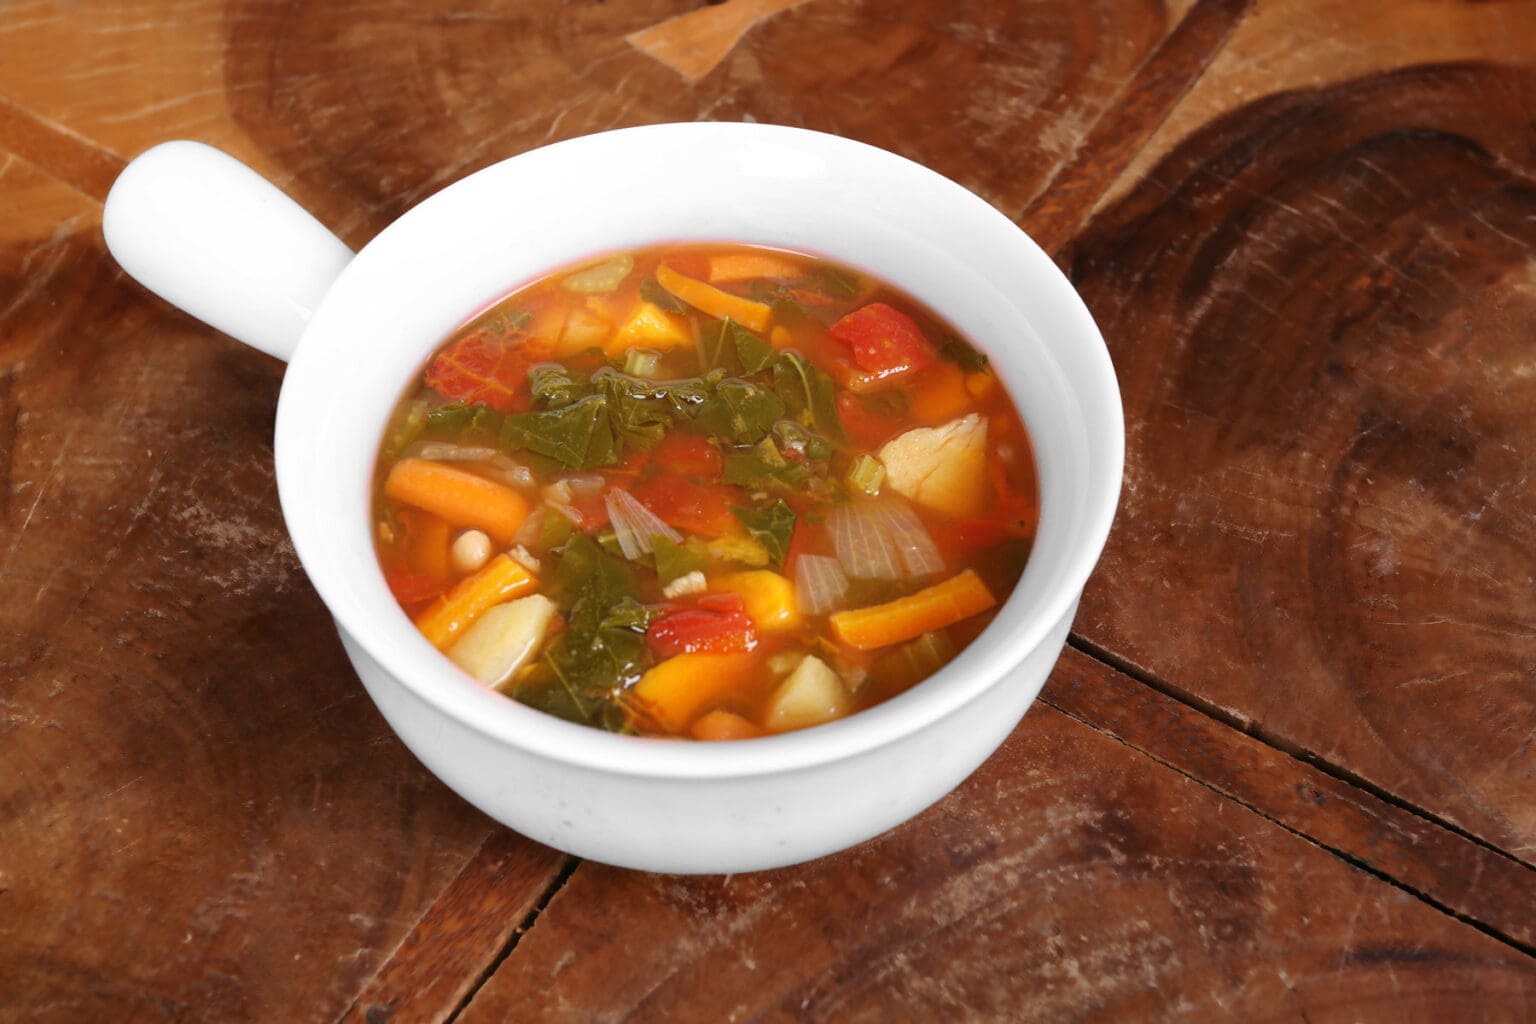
[103, 123, 1122, 874]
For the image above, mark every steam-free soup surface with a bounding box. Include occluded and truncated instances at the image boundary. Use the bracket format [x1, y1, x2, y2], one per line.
[374, 243, 1037, 739]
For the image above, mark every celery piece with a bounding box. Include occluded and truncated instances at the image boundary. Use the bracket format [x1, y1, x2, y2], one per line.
[845, 454, 886, 496]
[622, 347, 663, 379]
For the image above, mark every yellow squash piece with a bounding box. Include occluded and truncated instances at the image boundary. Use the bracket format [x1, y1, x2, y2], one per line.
[608, 300, 693, 354]
[713, 570, 800, 634]
[631, 652, 761, 735]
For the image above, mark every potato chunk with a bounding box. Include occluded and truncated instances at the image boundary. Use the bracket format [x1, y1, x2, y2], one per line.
[763, 655, 850, 732]
[876, 413, 988, 518]
[447, 594, 557, 690]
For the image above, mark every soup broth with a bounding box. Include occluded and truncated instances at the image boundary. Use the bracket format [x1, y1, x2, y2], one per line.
[373, 243, 1038, 739]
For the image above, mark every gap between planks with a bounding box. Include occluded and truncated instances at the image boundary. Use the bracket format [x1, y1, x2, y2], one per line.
[1057, 637, 1536, 957]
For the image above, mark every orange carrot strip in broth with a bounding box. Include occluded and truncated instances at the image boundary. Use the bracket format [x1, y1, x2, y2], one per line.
[413, 554, 537, 649]
[655, 264, 772, 333]
[384, 458, 530, 545]
[829, 569, 997, 650]
[706, 250, 805, 283]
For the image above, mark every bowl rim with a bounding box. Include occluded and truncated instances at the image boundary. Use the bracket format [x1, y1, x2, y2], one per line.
[274, 121, 1124, 780]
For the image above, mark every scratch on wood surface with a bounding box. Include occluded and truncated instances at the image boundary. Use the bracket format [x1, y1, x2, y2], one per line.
[626, 0, 815, 82]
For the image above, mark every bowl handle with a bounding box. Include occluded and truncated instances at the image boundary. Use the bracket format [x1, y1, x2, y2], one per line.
[103, 140, 355, 363]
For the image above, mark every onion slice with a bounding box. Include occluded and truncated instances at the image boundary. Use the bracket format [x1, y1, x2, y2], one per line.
[829, 503, 903, 579]
[795, 555, 849, 615]
[605, 489, 682, 560]
[872, 502, 944, 577]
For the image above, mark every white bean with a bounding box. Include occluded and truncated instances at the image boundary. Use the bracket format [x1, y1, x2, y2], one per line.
[450, 529, 493, 575]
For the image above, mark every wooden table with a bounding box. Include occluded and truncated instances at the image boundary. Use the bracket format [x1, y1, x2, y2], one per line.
[3, 1, 1534, 1019]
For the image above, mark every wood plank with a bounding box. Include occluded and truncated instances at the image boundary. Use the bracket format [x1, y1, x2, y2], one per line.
[460, 654, 1536, 1022]
[1064, 5, 1536, 859]
[1043, 646, 1536, 952]
[1020, 0, 1254, 253]
[0, 157, 556, 1020]
[0, 0, 1203, 245]
[338, 832, 570, 1024]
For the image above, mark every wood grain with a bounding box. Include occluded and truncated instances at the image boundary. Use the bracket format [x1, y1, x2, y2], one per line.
[1044, 646, 1536, 952]
[460, 654, 1536, 1023]
[339, 831, 571, 1024]
[0, 0, 1201, 245]
[1067, 59, 1536, 858]
[0, 164, 539, 1020]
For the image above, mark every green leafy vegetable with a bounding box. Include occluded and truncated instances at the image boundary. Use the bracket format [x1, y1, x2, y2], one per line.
[722, 437, 811, 491]
[694, 378, 785, 445]
[806, 264, 862, 299]
[531, 534, 652, 727]
[639, 276, 688, 313]
[528, 365, 589, 408]
[772, 352, 846, 445]
[698, 319, 775, 376]
[730, 500, 797, 569]
[652, 534, 707, 585]
[500, 394, 616, 468]
[427, 401, 503, 440]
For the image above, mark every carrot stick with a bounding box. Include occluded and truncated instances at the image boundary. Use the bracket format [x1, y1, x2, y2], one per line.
[384, 458, 530, 545]
[690, 708, 765, 741]
[829, 569, 997, 650]
[655, 264, 772, 333]
[706, 250, 805, 284]
[414, 554, 537, 649]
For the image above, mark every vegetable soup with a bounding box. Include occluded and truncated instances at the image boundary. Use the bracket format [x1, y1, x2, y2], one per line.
[373, 243, 1038, 739]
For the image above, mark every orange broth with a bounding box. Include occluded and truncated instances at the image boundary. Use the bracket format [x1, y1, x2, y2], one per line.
[373, 243, 1038, 739]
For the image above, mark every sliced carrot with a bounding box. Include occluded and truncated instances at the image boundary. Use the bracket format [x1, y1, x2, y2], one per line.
[413, 554, 537, 649]
[629, 651, 760, 735]
[384, 458, 530, 545]
[655, 263, 772, 333]
[829, 569, 997, 650]
[706, 250, 805, 284]
[690, 708, 765, 741]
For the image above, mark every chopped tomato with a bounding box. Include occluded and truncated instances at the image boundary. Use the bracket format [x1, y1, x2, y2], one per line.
[835, 391, 902, 450]
[567, 491, 611, 533]
[383, 564, 446, 608]
[647, 592, 758, 657]
[650, 432, 723, 479]
[424, 330, 554, 413]
[827, 302, 938, 379]
[630, 474, 744, 538]
[946, 518, 1025, 558]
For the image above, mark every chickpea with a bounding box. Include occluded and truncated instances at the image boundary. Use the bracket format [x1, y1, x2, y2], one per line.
[450, 529, 493, 575]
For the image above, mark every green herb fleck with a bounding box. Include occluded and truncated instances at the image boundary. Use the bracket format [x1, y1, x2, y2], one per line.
[939, 333, 990, 372]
